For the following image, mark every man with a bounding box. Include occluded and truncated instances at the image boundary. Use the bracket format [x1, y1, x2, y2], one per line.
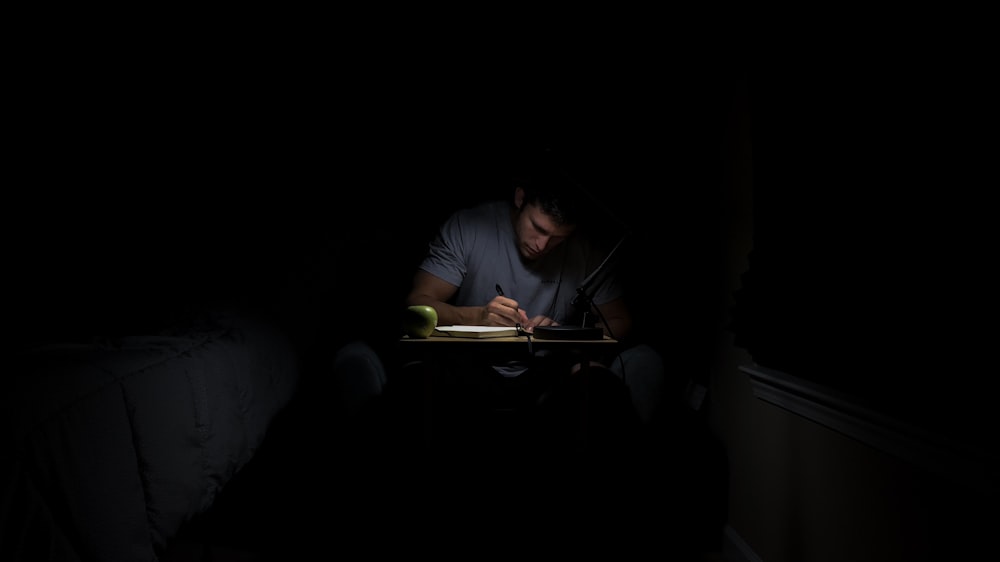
[402, 157, 664, 426]
[332, 156, 664, 457]
[326, 158, 691, 550]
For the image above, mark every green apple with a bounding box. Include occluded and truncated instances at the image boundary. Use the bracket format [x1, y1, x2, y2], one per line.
[402, 305, 438, 338]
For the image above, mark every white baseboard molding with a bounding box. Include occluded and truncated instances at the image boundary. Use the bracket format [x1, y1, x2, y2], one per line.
[741, 364, 996, 492]
[722, 524, 762, 562]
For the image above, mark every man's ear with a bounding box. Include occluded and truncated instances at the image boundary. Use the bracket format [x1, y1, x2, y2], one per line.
[514, 186, 525, 209]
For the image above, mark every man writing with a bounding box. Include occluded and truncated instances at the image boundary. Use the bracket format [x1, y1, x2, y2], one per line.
[323, 153, 697, 554]
[400, 154, 664, 427]
[333, 153, 664, 450]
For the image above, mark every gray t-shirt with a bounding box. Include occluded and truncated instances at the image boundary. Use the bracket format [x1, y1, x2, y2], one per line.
[419, 199, 623, 325]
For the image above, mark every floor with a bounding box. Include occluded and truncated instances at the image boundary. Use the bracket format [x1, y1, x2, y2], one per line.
[160, 374, 730, 562]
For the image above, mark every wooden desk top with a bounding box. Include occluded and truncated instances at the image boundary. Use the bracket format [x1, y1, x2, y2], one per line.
[399, 334, 618, 345]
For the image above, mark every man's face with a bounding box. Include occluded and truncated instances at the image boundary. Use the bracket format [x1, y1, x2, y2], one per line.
[513, 189, 576, 261]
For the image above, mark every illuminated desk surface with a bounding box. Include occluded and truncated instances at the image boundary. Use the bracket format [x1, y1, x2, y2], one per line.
[399, 334, 618, 346]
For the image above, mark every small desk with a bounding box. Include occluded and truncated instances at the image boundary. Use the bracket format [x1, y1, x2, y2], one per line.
[398, 333, 619, 366]
[395, 334, 624, 449]
[398, 333, 620, 388]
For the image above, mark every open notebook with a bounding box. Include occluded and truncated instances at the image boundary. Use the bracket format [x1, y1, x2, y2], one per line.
[432, 325, 520, 338]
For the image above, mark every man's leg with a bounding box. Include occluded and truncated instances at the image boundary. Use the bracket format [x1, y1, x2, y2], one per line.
[608, 343, 665, 424]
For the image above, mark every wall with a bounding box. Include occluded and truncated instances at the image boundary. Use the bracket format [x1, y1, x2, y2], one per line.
[706, 56, 995, 562]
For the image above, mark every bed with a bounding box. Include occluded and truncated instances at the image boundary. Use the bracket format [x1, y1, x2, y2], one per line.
[0, 187, 336, 561]
[1, 304, 302, 561]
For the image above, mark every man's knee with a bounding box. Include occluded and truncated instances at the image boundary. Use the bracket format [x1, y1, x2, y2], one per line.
[611, 344, 666, 424]
[333, 340, 388, 417]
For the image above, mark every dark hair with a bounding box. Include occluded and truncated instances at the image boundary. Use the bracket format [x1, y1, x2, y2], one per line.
[514, 154, 590, 227]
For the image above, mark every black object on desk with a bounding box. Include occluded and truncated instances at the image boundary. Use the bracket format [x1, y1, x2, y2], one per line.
[532, 325, 604, 340]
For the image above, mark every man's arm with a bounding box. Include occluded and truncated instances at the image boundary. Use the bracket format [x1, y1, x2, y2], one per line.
[592, 297, 632, 341]
[405, 270, 475, 325]
[406, 270, 528, 327]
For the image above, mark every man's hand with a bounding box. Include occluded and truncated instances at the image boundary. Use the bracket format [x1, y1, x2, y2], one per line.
[487, 295, 530, 327]
[522, 315, 558, 332]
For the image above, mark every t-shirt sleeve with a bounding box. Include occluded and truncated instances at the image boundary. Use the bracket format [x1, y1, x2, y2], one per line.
[418, 211, 468, 288]
[592, 273, 625, 305]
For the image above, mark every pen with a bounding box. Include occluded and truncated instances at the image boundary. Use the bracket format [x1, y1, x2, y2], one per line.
[495, 284, 525, 333]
